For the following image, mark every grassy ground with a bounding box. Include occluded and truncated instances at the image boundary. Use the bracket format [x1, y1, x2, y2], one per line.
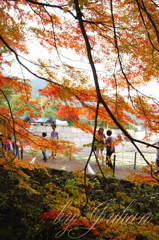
[73, 152, 156, 168]
[24, 149, 156, 170]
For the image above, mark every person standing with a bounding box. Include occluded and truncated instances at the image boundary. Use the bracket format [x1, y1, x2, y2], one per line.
[95, 127, 106, 166]
[5, 137, 13, 152]
[0, 133, 4, 158]
[51, 124, 59, 159]
[13, 140, 20, 160]
[105, 130, 114, 169]
[42, 132, 47, 162]
[146, 142, 159, 173]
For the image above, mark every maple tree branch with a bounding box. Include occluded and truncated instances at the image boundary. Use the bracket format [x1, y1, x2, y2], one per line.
[128, 93, 159, 127]
[26, 0, 67, 8]
[81, 100, 118, 215]
[16, 54, 56, 69]
[42, 5, 64, 65]
[109, 1, 159, 127]
[82, 14, 128, 46]
[74, 0, 102, 101]
[136, 0, 159, 52]
[0, 114, 42, 148]
[54, 0, 156, 176]
[37, 5, 82, 72]
[73, 0, 123, 202]
[1, 34, 97, 109]
[109, 0, 159, 176]
[107, 1, 159, 117]
[136, 91, 159, 129]
[0, 35, 64, 88]
[27, 1, 47, 30]
[26, 0, 77, 19]
[81, 100, 99, 216]
[0, 89, 17, 164]
[113, 57, 118, 115]
[18, 61, 30, 102]
[89, 23, 115, 46]
[1, 35, 89, 121]
[140, 0, 159, 44]
[0, 113, 75, 158]
[2, 0, 159, 177]
[151, 0, 159, 7]
[73, 0, 158, 177]
[0, 89, 16, 144]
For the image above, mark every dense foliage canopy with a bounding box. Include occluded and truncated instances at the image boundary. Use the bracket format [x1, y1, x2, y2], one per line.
[0, 1, 159, 239]
[0, 0, 159, 132]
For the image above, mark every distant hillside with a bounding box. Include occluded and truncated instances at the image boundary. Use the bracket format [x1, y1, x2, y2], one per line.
[126, 112, 144, 125]
[30, 79, 47, 98]
[2, 74, 47, 98]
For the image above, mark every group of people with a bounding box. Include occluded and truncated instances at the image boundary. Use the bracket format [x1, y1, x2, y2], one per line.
[0, 133, 21, 159]
[0, 123, 59, 162]
[42, 125, 114, 167]
[0, 125, 115, 168]
[95, 128, 115, 169]
[1, 123, 159, 173]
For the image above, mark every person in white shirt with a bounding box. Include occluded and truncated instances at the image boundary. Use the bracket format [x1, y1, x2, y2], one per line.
[51, 124, 59, 159]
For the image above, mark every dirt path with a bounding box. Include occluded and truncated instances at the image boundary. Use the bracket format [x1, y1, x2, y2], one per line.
[24, 153, 141, 178]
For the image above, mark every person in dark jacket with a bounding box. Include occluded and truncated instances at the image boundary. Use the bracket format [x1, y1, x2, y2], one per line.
[42, 132, 48, 162]
[105, 130, 114, 169]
